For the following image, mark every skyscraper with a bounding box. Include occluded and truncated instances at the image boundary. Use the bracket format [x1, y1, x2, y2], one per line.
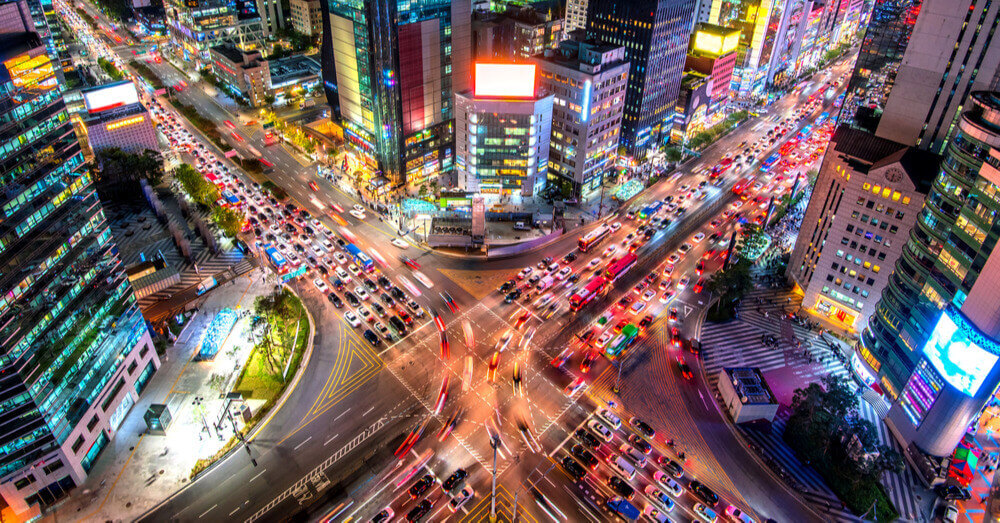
[839, 0, 1000, 153]
[0, 25, 159, 518]
[862, 91, 1000, 398]
[586, 0, 697, 158]
[324, 0, 472, 188]
[709, 0, 788, 97]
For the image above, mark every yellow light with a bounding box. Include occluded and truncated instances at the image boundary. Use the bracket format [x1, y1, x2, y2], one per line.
[693, 29, 739, 56]
[106, 115, 145, 131]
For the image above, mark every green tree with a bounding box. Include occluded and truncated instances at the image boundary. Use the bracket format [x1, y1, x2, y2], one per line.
[174, 163, 219, 206]
[211, 206, 244, 238]
[663, 146, 683, 163]
[93, 147, 164, 201]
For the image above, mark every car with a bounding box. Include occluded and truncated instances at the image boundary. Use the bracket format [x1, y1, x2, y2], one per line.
[391, 238, 408, 248]
[327, 293, 344, 308]
[556, 266, 572, 280]
[373, 321, 391, 340]
[370, 302, 387, 317]
[610, 221, 622, 231]
[693, 503, 718, 523]
[693, 232, 706, 243]
[638, 315, 654, 331]
[505, 289, 522, 303]
[595, 331, 614, 347]
[312, 277, 328, 292]
[355, 286, 370, 301]
[495, 330, 514, 352]
[335, 267, 351, 282]
[405, 499, 433, 522]
[677, 357, 693, 379]
[486, 351, 500, 383]
[603, 245, 618, 257]
[588, 419, 613, 442]
[628, 434, 652, 454]
[608, 476, 635, 500]
[363, 278, 378, 293]
[442, 468, 468, 491]
[380, 292, 395, 306]
[668, 307, 679, 322]
[441, 291, 459, 312]
[725, 505, 757, 523]
[667, 253, 681, 264]
[409, 474, 435, 499]
[344, 311, 361, 328]
[518, 267, 533, 279]
[397, 309, 413, 325]
[347, 263, 362, 276]
[693, 278, 705, 293]
[641, 289, 656, 301]
[643, 486, 676, 513]
[389, 316, 407, 335]
[344, 291, 361, 307]
[588, 257, 601, 268]
[561, 456, 587, 481]
[678, 243, 692, 254]
[363, 329, 381, 347]
[371, 507, 394, 522]
[677, 276, 690, 290]
[659, 290, 675, 303]
[580, 350, 599, 373]
[657, 458, 685, 479]
[629, 301, 647, 315]
[575, 428, 602, 449]
[654, 472, 684, 497]
[670, 327, 682, 347]
[309, 181, 319, 191]
[689, 481, 720, 506]
[349, 209, 366, 220]
[402, 256, 421, 270]
[513, 311, 531, 329]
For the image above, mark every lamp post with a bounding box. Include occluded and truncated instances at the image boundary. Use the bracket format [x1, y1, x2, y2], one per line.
[613, 359, 623, 394]
[490, 435, 499, 522]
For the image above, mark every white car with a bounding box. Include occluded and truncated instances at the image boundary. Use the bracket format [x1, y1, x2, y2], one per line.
[335, 267, 351, 282]
[391, 238, 408, 248]
[610, 221, 622, 231]
[587, 419, 613, 442]
[449, 487, 475, 512]
[334, 252, 348, 264]
[518, 267, 533, 279]
[725, 505, 757, 523]
[412, 270, 434, 288]
[588, 257, 601, 268]
[313, 278, 328, 292]
[353, 204, 365, 212]
[347, 263, 361, 276]
[641, 289, 656, 301]
[595, 331, 614, 347]
[495, 330, 513, 352]
[603, 245, 618, 258]
[667, 253, 680, 264]
[692, 232, 706, 243]
[678, 276, 690, 290]
[555, 266, 572, 280]
[629, 301, 647, 315]
[653, 471, 684, 497]
[535, 293, 554, 309]
[349, 209, 366, 220]
[344, 311, 361, 328]
[355, 286, 370, 300]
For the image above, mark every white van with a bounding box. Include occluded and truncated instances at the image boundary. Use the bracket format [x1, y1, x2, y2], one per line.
[611, 455, 636, 481]
[311, 242, 327, 256]
[536, 276, 554, 291]
[597, 408, 622, 430]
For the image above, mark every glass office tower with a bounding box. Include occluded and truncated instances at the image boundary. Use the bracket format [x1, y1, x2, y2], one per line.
[0, 30, 159, 517]
[862, 91, 1000, 397]
[586, 0, 697, 159]
[324, 0, 472, 188]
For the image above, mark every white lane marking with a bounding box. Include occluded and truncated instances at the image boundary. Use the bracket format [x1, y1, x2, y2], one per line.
[334, 407, 352, 421]
[324, 433, 340, 446]
[250, 470, 266, 483]
[198, 504, 217, 518]
[293, 436, 313, 451]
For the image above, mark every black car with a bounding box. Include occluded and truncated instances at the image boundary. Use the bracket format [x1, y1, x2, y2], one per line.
[389, 316, 407, 335]
[628, 434, 651, 454]
[316, 265, 329, 276]
[409, 474, 434, 499]
[332, 278, 345, 292]
[390, 286, 406, 300]
[638, 315, 653, 330]
[327, 293, 343, 308]
[371, 302, 387, 317]
[499, 279, 516, 293]
[562, 252, 577, 263]
[380, 292, 395, 306]
[344, 292, 360, 307]
[689, 480, 719, 505]
[561, 456, 586, 481]
[571, 444, 599, 470]
[377, 275, 391, 289]
[406, 499, 432, 522]
[575, 428, 601, 449]
[442, 468, 467, 491]
[935, 484, 971, 500]
[607, 476, 635, 500]
[659, 457, 684, 478]
[363, 278, 378, 292]
[363, 329, 381, 347]
[371, 509, 392, 522]
[568, 273, 581, 283]
[336, 237, 346, 247]
[505, 290, 521, 303]
[630, 417, 655, 438]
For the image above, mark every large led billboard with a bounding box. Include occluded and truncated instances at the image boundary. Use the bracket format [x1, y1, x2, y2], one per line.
[922, 309, 1000, 397]
[83, 81, 139, 113]
[474, 63, 535, 99]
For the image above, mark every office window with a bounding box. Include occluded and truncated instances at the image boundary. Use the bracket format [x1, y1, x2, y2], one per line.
[861, 214, 870, 223]
[846, 224, 854, 232]
[866, 200, 875, 209]
[861, 290, 870, 298]
[867, 278, 875, 285]
[873, 265, 881, 273]
[836, 249, 844, 257]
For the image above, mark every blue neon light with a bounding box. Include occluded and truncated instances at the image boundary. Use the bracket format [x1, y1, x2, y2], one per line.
[581, 80, 592, 123]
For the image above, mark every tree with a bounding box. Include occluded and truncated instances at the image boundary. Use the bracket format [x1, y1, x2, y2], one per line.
[174, 163, 219, 206]
[663, 146, 683, 163]
[211, 206, 244, 238]
[704, 261, 752, 301]
[93, 147, 164, 201]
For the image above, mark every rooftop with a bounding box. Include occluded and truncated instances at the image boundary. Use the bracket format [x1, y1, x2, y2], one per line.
[832, 124, 939, 193]
[0, 32, 41, 64]
[269, 54, 321, 85]
[211, 43, 246, 64]
[723, 368, 777, 405]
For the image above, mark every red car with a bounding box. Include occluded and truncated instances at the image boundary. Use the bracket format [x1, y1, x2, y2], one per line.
[677, 357, 693, 380]
[487, 351, 501, 383]
[513, 311, 531, 329]
[309, 181, 319, 191]
[402, 256, 421, 269]
[693, 278, 705, 293]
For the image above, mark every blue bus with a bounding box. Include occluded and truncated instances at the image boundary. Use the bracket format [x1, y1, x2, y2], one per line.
[760, 153, 780, 172]
[344, 243, 374, 271]
[799, 125, 813, 139]
[221, 190, 240, 206]
[637, 201, 663, 221]
[263, 244, 287, 274]
[816, 112, 829, 125]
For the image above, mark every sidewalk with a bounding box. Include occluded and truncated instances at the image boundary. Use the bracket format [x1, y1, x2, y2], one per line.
[43, 268, 279, 522]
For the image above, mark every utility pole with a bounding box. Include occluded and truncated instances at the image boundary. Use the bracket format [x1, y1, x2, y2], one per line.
[490, 435, 499, 522]
[613, 359, 623, 394]
[226, 407, 257, 467]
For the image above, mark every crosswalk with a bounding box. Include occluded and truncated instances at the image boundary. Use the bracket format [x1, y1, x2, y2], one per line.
[700, 286, 921, 521]
[136, 248, 249, 308]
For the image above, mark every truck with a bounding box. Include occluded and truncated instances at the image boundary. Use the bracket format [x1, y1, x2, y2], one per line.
[606, 496, 640, 520]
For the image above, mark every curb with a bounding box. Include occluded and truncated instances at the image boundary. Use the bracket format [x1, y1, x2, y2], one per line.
[172, 311, 199, 346]
[135, 283, 317, 521]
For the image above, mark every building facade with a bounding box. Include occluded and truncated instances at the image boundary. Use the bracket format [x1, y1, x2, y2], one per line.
[863, 91, 1000, 398]
[455, 64, 552, 198]
[788, 125, 938, 334]
[534, 40, 628, 200]
[685, 23, 739, 108]
[289, 0, 322, 36]
[164, 0, 236, 64]
[209, 44, 270, 107]
[586, 0, 697, 158]
[324, 0, 472, 187]
[0, 31, 159, 517]
[708, 0, 787, 97]
[840, 0, 1000, 154]
[473, 6, 563, 61]
[564, 0, 587, 33]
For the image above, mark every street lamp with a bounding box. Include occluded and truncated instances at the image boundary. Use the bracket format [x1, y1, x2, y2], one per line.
[613, 359, 623, 394]
[490, 435, 499, 522]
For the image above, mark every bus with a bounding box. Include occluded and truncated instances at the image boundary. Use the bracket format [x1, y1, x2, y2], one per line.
[607, 324, 640, 358]
[221, 190, 241, 207]
[605, 252, 638, 282]
[637, 201, 663, 221]
[344, 243, 374, 271]
[816, 111, 830, 125]
[578, 225, 611, 252]
[569, 277, 607, 311]
[264, 244, 288, 274]
[760, 153, 780, 172]
[798, 125, 813, 139]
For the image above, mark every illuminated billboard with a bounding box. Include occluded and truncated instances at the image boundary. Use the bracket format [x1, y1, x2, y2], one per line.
[922, 309, 1000, 397]
[83, 81, 140, 113]
[474, 63, 535, 99]
[693, 28, 740, 56]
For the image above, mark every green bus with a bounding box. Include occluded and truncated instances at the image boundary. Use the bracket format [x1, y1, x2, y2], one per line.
[606, 324, 639, 358]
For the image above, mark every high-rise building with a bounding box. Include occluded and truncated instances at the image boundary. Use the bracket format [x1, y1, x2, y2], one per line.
[82, 81, 160, 154]
[839, 0, 1000, 153]
[535, 39, 628, 199]
[164, 0, 236, 65]
[788, 125, 939, 333]
[473, 6, 563, 61]
[685, 23, 739, 108]
[289, 0, 322, 37]
[862, 91, 1000, 398]
[586, 0, 697, 158]
[455, 63, 553, 198]
[210, 43, 270, 107]
[565, 0, 588, 33]
[708, 0, 788, 97]
[0, 30, 159, 518]
[324, 0, 472, 187]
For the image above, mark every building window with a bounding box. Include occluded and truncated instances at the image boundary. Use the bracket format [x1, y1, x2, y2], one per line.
[889, 225, 898, 234]
[14, 476, 34, 490]
[866, 200, 875, 209]
[861, 214, 869, 223]
[42, 461, 64, 475]
[867, 278, 875, 285]
[846, 224, 854, 232]
[87, 415, 99, 432]
[72, 436, 85, 454]
[836, 250, 844, 257]
[872, 265, 881, 273]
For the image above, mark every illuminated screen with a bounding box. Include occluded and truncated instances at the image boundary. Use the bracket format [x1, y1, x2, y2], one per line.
[693, 30, 739, 56]
[83, 81, 139, 113]
[922, 310, 999, 396]
[474, 63, 535, 99]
